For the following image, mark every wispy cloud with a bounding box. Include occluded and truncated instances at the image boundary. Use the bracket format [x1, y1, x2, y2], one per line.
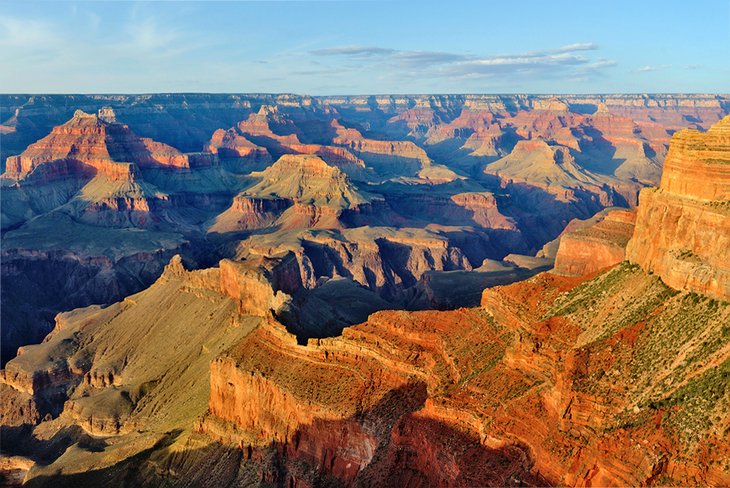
[635, 64, 672, 73]
[0, 9, 215, 92]
[311, 46, 395, 57]
[635, 63, 708, 75]
[0, 15, 59, 48]
[309, 42, 614, 82]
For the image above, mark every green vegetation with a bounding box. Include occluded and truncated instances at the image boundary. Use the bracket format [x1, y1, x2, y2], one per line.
[647, 359, 730, 444]
[547, 261, 638, 318]
[544, 259, 729, 440]
[630, 293, 729, 402]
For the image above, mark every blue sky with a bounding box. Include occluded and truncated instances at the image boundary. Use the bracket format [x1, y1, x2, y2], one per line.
[1, 0, 729, 94]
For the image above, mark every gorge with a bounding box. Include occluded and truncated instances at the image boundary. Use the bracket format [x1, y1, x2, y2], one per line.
[1, 94, 729, 486]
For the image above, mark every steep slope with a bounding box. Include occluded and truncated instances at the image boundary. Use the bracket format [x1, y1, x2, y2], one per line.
[0, 257, 264, 482]
[627, 115, 730, 301]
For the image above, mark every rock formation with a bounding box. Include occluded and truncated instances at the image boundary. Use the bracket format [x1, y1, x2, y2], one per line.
[3, 110, 191, 180]
[205, 128, 271, 162]
[553, 209, 636, 276]
[1, 96, 729, 486]
[627, 115, 730, 300]
[3, 94, 728, 367]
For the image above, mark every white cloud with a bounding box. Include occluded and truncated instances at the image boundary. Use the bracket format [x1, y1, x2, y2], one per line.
[308, 42, 615, 82]
[636, 64, 672, 73]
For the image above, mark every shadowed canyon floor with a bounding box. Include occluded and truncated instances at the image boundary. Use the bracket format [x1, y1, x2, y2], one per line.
[1, 96, 729, 486]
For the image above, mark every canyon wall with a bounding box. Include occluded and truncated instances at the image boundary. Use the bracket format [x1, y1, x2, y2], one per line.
[553, 209, 636, 276]
[627, 115, 730, 300]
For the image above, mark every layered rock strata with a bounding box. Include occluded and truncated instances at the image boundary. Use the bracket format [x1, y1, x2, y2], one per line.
[627, 115, 730, 300]
[553, 209, 636, 276]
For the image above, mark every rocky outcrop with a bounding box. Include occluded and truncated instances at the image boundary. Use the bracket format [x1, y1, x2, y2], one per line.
[193, 262, 730, 486]
[0, 244, 184, 364]
[196, 309, 547, 486]
[211, 154, 376, 233]
[210, 108, 370, 178]
[0, 262, 233, 454]
[331, 120, 459, 182]
[484, 139, 610, 201]
[449, 191, 518, 229]
[205, 128, 272, 162]
[218, 254, 300, 316]
[207, 196, 290, 232]
[3, 110, 192, 180]
[627, 115, 730, 301]
[553, 209, 636, 276]
[238, 226, 477, 301]
[245, 154, 370, 208]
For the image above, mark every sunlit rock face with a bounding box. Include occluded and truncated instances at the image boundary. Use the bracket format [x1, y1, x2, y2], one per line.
[553, 209, 636, 276]
[627, 115, 730, 301]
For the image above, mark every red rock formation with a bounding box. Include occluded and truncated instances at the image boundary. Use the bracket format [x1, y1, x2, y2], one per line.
[657, 117, 730, 201]
[332, 120, 429, 165]
[330, 119, 459, 181]
[208, 110, 368, 177]
[208, 196, 290, 232]
[449, 192, 518, 229]
[218, 255, 300, 316]
[627, 115, 730, 300]
[205, 128, 271, 162]
[553, 209, 636, 276]
[4, 110, 191, 180]
[195, 263, 730, 486]
[484, 139, 617, 204]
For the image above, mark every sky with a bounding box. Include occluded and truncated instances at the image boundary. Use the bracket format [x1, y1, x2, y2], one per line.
[1, 0, 729, 95]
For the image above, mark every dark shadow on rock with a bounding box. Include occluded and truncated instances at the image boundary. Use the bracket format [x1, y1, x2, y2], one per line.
[18, 383, 552, 487]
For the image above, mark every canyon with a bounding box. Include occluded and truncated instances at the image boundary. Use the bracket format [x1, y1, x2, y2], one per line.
[2, 93, 727, 364]
[0, 95, 729, 486]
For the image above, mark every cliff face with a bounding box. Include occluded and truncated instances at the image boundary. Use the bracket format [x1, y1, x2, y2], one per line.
[627, 115, 730, 300]
[197, 309, 550, 486]
[191, 265, 729, 487]
[3, 109, 191, 180]
[553, 209, 636, 276]
[0, 253, 293, 438]
[205, 128, 271, 162]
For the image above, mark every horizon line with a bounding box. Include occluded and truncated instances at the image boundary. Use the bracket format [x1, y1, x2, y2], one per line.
[2, 91, 729, 97]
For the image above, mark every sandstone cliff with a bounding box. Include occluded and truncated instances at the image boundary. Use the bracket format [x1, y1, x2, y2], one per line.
[627, 115, 730, 300]
[553, 209, 636, 276]
[189, 263, 729, 487]
[3, 110, 192, 180]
